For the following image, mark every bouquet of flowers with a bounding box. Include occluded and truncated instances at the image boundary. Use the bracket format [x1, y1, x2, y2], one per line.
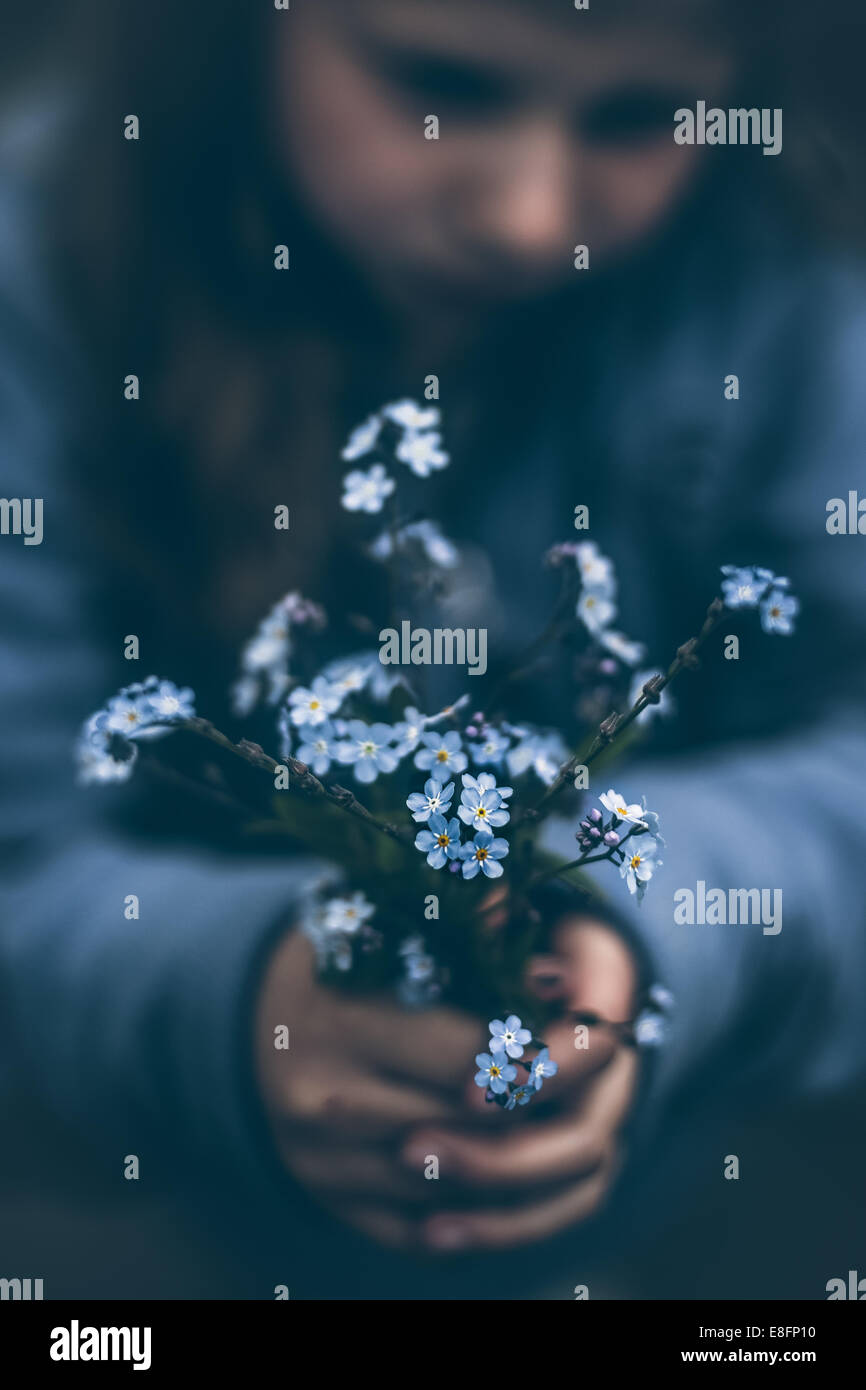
[75, 401, 798, 1110]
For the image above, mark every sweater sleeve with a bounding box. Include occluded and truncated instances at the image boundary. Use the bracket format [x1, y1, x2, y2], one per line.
[0, 172, 330, 1184]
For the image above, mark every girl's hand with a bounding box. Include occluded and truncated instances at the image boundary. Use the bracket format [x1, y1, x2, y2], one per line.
[400, 916, 640, 1252]
[255, 927, 484, 1247]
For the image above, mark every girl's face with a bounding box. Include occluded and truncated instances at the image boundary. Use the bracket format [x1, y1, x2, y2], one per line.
[273, 1, 732, 316]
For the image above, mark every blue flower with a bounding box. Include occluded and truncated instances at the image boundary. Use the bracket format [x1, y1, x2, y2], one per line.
[335, 720, 399, 783]
[414, 814, 462, 869]
[599, 629, 646, 666]
[504, 727, 568, 786]
[232, 592, 325, 714]
[321, 654, 373, 697]
[467, 727, 511, 766]
[489, 1015, 532, 1059]
[414, 729, 467, 775]
[296, 721, 340, 776]
[76, 722, 138, 785]
[459, 830, 509, 880]
[505, 1083, 535, 1109]
[458, 778, 510, 832]
[288, 676, 342, 728]
[76, 676, 197, 786]
[474, 1051, 517, 1095]
[760, 588, 799, 635]
[720, 565, 787, 609]
[103, 691, 154, 738]
[638, 801, 666, 848]
[393, 706, 429, 756]
[406, 777, 455, 823]
[461, 771, 513, 801]
[146, 680, 196, 723]
[528, 1048, 559, 1090]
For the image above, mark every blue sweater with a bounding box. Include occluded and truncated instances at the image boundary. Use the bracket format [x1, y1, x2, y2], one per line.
[2, 155, 866, 1220]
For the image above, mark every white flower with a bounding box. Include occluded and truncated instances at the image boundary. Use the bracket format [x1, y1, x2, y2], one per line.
[575, 541, 616, 596]
[336, 720, 400, 783]
[600, 629, 646, 666]
[395, 430, 449, 478]
[147, 680, 196, 721]
[394, 706, 429, 756]
[577, 590, 616, 634]
[322, 892, 375, 934]
[76, 738, 137, 786]
[383, 399, 441, 432]
[341, 463, 395, 513]
[322, 655, 372, 695]
[634, 1009, 666, 1046]
[620, 837, 662, 901]
[296, 722, 339, 777]
[600, 788, 648, 825]
[369, 519, 458, 569]
[505, 730, 569, 786]
[341, 413, 382, 461]
[403, 519, 458, 568]
[288, 677, 342, 728]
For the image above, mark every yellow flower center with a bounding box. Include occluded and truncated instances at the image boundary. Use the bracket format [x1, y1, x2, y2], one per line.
[475, 847, 488, 861]
[310, 699, 320, 710]
[489, 1064, 501, 1078]
[630, 854, 642, 869]
[436, 749, 449, 762]
[617, 804, 628, 816]
[436, 833, 450, 848]
[361, 742, 375, 755]
[476, 806, 488, 818]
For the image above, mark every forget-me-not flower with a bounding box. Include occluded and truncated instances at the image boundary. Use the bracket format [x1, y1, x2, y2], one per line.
[528, 1048, 559, 1090]
[288, 677, 342, 728]
[393, 706, 429, 756]
[296, 722, 339, 777]
[414, 814, 462, 869]
[600, 788, 648, 826]
[396, 430, 449, 478]
[460, 830, 509, 880]
[414, 729, 467, 775]
[760, 588, 799, 635]
[620, 836, 662, 901]
[406, 777, 455, 823]
[341, 463, 395, 513]
[336, 720, 399, 783]
[474, 1052, 517, 1095]
[458, 778, 510, 832]
[489, 1015, 532, 1059]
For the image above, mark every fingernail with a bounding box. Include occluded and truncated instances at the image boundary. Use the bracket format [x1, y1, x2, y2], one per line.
[425, 1217, 470, 1251]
